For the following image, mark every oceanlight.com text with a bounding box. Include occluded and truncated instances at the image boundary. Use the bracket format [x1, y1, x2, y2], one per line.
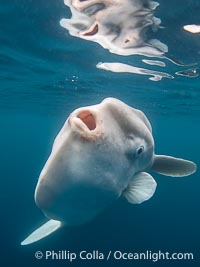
[35, 250, 194, 262]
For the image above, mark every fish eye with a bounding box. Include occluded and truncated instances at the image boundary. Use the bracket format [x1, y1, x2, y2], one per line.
[136, 146, 144, 156]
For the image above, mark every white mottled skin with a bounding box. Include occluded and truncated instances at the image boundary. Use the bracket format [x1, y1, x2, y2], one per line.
[22, 98, 196, 245]
[35, 98, 154, 225]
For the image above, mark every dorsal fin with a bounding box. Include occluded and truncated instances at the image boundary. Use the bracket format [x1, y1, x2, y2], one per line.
[151, 155, 197, 177]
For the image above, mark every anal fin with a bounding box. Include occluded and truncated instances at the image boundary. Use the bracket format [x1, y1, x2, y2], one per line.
[21, 219, 62, 245]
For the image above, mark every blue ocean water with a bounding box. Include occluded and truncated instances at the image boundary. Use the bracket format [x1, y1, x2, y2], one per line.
[0, 0, 200, 266]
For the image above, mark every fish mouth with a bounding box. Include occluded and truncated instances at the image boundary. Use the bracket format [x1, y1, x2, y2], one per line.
[68, 107, 104, 140]
[83, 24, 99, 36]
[77, 110, 96, 130]
[69, 108, 101, 136]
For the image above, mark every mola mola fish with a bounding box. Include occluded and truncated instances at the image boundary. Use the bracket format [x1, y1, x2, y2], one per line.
[21, 98, 197, 245]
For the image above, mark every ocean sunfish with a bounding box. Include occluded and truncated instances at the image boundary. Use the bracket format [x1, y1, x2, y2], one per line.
[21, 98, 197, 245]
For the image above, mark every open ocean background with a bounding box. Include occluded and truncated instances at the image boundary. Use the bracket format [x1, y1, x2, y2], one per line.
[0, 0, 199, 266]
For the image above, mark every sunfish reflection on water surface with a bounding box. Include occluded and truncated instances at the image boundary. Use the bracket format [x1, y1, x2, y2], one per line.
[60, 0, 167, 57]
[21, 98, 197, 245]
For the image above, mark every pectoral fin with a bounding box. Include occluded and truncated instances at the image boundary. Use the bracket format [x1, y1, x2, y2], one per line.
[21, 219, 62, 245]
[151, 155, 197, 177]
[123, 172, 157, 204]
